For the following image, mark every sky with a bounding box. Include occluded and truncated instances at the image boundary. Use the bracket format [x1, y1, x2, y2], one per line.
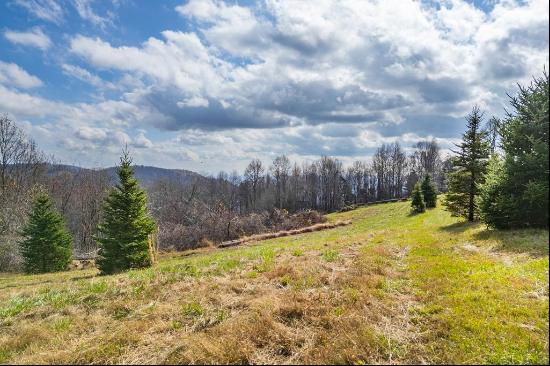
[0, 0, 548, 175]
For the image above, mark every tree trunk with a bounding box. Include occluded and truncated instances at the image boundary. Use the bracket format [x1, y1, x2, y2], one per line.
[468, 173, 475, 221]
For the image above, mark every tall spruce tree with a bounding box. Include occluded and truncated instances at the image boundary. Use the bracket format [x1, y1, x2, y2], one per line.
[411, 183, 426, 213]
[480, 72, 549, 228]
[95, 149, 156, 274]
[421, 174, 437, 208]
[19, 192, 72, 273]
[444, 106, 490, 221]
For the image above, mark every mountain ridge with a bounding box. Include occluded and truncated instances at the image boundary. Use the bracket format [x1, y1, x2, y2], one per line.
[47, 164, 207, 187]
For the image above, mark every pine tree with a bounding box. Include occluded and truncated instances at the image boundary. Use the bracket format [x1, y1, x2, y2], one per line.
[479, 72, 549, 228]
[411, 183, 425, 213]
[95, 149, 156, 275]
[19, 192, 72, 273]
[421, 174, 438, 208]
[444, 106, 490, 221]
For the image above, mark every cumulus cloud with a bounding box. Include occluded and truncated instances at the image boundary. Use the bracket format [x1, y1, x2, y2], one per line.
[132, 131, 153, 148]
[0, 62, 43, 89]
[65, 0, 547, 136]
[3, 0, 548, 171]
[69, 31, 223, 95]
[4, 28, 51, 50]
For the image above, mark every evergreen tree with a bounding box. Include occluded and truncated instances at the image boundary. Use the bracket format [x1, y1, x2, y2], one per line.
[421, 174, 438, 208]
[480, 72, 549, 228]
[444, 106, 490, 221]
[19, 192, 72, 273]
[411, 183, 425, 213]
[479, 155, 509, 226]
[95, 149, 156, 274]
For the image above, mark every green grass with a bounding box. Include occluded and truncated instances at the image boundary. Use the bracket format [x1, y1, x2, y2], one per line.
[0, 200, 547, 364]
[322, 249, 339, 262]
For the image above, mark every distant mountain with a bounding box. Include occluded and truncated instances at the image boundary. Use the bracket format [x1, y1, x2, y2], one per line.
[105, 165, 206, 187]
[47, 164, 207, 188]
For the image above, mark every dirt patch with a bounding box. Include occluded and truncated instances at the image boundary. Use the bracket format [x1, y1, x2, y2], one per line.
[461, 243, 480, 253]
[219, 220, 352, 248]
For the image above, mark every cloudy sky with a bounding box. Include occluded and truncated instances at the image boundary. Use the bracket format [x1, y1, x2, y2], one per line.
[0, 0, 548, 174]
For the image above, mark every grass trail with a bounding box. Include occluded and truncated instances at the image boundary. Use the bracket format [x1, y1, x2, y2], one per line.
[0, 201, 548, 364]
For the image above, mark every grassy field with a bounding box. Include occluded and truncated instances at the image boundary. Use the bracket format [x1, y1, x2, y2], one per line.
[0, 201, 548, 364]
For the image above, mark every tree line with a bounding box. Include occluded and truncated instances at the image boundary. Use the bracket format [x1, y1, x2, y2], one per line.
[147, 140, 449, 251]
[187, 139, 447, 215]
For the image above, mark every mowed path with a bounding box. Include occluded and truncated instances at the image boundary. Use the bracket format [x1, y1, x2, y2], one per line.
[0, 201, 548, 364]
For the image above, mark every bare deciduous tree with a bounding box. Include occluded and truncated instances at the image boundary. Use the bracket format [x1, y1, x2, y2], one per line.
[0, 115, 46, 271]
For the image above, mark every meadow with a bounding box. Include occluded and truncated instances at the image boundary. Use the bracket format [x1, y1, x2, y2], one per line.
[0, 200, 548, 364]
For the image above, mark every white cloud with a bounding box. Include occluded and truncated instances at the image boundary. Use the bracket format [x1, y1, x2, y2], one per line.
[3, 0, 549, 171]
[435, 0, 487, 42]
[177, 96, 209, 108]
[61, 63, 115, 89]
[13, 0, 64, 24]
[69, 32, 223, 95]
[175, 0, 220, 21]
[0, 62, 43, 89]
[74, 0, 114, 29]
[75, 126, 107, 141]
[0, 85, 61, 117]
[132, 131, 153, 148]
[4, 28, 52, 50]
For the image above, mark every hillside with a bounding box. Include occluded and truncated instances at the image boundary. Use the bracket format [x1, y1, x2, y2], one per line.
[48, 164, 206, 188]
[0, 201, 548, 364]
[106, 165, 206, 187]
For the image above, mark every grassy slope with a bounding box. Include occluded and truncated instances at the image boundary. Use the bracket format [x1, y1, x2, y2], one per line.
[0, 201, 548, 364]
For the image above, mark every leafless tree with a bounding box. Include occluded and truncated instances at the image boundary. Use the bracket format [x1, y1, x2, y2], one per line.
[408, 139, 443, 191]
[46, 168, 111, 258]
[270, 155, 291, 209]
[244, 159, 265, 211]
[0, 115, 46, 271]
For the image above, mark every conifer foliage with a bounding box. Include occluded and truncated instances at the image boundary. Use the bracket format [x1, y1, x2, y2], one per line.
[479, 72, 549, 228]
[95, 149, 156, 275]
[411, 183, 426, 213]
[19, 192, 72, 273]
[444, 106, 490, 221]
[421, 174, 438, 208]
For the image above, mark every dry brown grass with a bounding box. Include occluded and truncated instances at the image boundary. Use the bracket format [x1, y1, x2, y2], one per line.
[68, 259, 96, 270]
[1, 202, 547, 364]
[1, 238, 407, 365]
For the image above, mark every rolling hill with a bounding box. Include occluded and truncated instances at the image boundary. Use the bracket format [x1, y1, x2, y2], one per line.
[48, 164, 207, 187]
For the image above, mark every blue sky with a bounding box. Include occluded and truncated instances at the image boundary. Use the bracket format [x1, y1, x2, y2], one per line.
[0, 0, 548, 174]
